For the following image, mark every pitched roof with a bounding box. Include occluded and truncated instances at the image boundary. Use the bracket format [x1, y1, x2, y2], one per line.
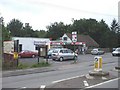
[66, 33, 99, 47]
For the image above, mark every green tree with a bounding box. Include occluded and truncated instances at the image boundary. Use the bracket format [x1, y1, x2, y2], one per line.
[110, 19, 119, 33]
[46, 22, 67, 40]
[7, 19, 23, 37]
[1, 17, 11, 41]
[34, 30, 47, 38]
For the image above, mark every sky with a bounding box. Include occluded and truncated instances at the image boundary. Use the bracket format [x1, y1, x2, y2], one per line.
[0, 0, 119, 31]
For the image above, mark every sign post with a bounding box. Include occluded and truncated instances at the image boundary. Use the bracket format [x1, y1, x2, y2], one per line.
[14, 40, 19, 66]
[72, 32, 77, 63]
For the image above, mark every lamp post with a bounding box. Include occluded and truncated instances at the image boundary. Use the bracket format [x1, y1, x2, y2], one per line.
[0, 17, 4, 64]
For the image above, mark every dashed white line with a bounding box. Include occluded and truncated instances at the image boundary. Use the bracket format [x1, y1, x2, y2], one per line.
[52, 75, 84, 84]
[83, 80, 89, 87]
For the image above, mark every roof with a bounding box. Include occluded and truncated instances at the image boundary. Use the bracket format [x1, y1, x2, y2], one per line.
[65, 33, 99, 47]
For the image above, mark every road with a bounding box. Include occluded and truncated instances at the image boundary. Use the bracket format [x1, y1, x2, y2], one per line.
[86, 78, 119, 88]
[2, 53, 119, 89]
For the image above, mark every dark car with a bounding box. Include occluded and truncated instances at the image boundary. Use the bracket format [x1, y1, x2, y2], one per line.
[18, 50, 38, 58]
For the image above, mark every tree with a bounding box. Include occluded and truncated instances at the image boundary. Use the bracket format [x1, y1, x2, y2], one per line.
[46, 22, 67, 40]
[34, 30, 47, 38]
[1, 17, 11, 41]
[110, 19, 119, 33]
[7, 19, 23, 37]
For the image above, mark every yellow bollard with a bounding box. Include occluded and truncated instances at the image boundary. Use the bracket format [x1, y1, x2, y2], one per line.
[99, 57, 102, 71]
[14, 52, 18, 60]
[94, 57, 99, 71]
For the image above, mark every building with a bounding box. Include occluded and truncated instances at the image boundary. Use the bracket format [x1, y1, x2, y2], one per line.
[50, 33, 99, 54]
[12, 37, 51, 52]
[63, 33, 99, 48]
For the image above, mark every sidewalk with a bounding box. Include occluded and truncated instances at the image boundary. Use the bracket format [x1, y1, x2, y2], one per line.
[2, 66, 57, 77]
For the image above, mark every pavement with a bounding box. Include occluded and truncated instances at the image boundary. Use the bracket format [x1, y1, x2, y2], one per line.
[2, 66, 57, 77]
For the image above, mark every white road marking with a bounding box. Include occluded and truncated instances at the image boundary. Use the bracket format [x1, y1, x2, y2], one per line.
[52, 75, 84, 84]
[40, 85, 46, 88]
[102, 77, 107, 80]
[83, 80, 89, 87]
[86, 78, 119, 88]
[13, 87, 27, 90]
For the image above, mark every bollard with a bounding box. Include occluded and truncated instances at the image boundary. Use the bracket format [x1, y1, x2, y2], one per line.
[94, 56, 102, 72]
[89, 56, 109, 76]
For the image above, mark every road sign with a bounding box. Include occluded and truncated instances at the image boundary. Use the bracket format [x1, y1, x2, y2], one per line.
[94, 56, 103, 71]
[72, 32, 77, 42]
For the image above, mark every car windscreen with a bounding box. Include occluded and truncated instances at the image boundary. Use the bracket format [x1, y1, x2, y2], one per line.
[53, 49, 59, 53]
[116, 48, 120, 51]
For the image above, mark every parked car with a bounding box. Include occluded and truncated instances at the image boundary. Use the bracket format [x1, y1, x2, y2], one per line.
[91, 48, 105, 55]
[51, 48, 78, 61]
[47, 48, 56, 59]
[18, 50, 38, 58]
[112, 47, 120, 56]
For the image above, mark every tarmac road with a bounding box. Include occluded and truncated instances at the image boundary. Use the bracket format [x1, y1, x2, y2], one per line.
[2, 53, 119, 89]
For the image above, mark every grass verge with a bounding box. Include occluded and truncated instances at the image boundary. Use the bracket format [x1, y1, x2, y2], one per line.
[17, 61, 50, 69]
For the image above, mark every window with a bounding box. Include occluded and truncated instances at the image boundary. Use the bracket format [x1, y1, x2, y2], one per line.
[63, 37, 67, 41]
[35, 45, 39, 50]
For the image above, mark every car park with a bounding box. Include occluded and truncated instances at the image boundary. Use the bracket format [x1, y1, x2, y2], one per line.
[51, 48, 78, 61]
[91, 48, 105, 55]
[112, 47, 120, 56]
[18, 50, 38, 58]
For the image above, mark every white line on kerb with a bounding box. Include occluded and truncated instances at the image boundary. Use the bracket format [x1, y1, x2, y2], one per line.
[86, 78, 120, 88]
[52, 75, 84, 84]
[83, 80, 89, 87]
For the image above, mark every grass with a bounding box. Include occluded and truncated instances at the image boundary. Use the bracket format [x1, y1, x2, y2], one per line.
[17, 61, 50, 69]
[31, 61, 50, 68]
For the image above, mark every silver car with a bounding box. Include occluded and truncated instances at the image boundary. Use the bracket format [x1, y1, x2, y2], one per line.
[51, 48, 78, 61]
[91, 48, 105, 55]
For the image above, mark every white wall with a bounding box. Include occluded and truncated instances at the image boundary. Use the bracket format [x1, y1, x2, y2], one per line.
[12, 37, 50, 52]
[61, 34, 72, 43]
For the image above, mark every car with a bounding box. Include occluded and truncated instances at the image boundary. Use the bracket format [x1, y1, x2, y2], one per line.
[91, 48, 105, 55]
[112, 47, 120, 56]
[47, 48, 56, 59]
[18, 50, 38, 58]
[51, 48, 78, 61]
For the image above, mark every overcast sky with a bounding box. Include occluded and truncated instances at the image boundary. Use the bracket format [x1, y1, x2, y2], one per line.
[0, 0, 119, 30]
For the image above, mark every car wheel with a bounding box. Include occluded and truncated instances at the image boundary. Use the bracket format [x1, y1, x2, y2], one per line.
[32, 55, 35, 58]
[112, 54, 115, 56]
[59, 57, 63, 62]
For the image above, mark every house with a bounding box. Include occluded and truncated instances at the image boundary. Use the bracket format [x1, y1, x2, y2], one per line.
[62, 33, 99, 48]
[60, 33, 99, 54]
